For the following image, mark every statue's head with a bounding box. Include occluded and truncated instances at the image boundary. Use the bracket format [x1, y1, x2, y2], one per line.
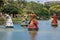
[53, 13, 57, 16]
[30, 13, 37, 18]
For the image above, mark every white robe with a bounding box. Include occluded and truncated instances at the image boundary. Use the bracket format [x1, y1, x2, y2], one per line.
[5, 14, 13, 26]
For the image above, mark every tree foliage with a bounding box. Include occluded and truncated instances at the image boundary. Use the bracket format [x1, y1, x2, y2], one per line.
[1, 0, 60, 19]
[49, 5, 60, 16]
[1, 4, 23, 18]
[0, 0, 4, 7]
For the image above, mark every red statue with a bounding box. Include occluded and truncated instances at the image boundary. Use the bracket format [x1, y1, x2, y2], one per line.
[51, 13, 58, 26]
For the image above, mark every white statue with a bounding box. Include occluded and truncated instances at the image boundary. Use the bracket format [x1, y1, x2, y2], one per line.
[0, 13, 13, 28]
[4, 14, 13, 28]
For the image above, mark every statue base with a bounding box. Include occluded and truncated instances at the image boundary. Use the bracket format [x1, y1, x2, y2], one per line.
[51, 23, 58, 27]
[6, 26, 13, 28]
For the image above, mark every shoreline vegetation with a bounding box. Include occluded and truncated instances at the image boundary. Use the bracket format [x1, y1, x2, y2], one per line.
[0, 17, 60, 25]
[0, 0, 60, 24]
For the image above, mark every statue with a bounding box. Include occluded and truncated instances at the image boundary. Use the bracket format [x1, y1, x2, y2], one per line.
[0, 13, 13, 28]
[51, 13, 58, 26]
[28, 13, 39, 31]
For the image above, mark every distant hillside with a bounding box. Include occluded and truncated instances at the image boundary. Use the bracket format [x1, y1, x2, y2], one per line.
[45, 1, 60, 5]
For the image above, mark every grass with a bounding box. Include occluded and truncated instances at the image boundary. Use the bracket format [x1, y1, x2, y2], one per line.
[12, 18, 22, 21]
[12, 18, 22, 24]
[0, 18, 5, 25]
[0, 18, 22, 24]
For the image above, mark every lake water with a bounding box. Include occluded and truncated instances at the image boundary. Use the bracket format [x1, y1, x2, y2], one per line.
[0, 20, 60, 40]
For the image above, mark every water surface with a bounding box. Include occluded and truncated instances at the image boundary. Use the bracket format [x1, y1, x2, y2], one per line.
[0, 20, 60, 40]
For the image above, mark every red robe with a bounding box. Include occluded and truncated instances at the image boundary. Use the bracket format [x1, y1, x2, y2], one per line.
[52, 15, 58, 24]
[28, 19, 38, 29]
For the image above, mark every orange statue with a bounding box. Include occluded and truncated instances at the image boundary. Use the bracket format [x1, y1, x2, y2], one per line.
[28, 13, 38, 31]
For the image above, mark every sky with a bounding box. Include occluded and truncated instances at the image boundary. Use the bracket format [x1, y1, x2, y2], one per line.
[26, 0, 60, 4]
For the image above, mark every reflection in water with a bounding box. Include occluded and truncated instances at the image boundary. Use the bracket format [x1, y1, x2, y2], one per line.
[52, 26, 58, 30]
[6, 31, 12, 40]
[0, 32, 6, 40]
[29, 31, 38, 40]
[51, 25, 58, 40]
[52, 29, 59, 40]
[2, 31, 13, 40]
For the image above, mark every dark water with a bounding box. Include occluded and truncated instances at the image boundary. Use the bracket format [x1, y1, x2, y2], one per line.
[0, 20, 60, 40]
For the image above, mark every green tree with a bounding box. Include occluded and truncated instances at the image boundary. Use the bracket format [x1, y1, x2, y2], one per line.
[0, 0, 4, 7]
[1, 4, 23, 17]
[25, 1, 49, 19]
[49, 4, 60, 19]
[25, 1, 43, 14]
[49, 5, 60, 15]
[0, 0, 4, 11]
